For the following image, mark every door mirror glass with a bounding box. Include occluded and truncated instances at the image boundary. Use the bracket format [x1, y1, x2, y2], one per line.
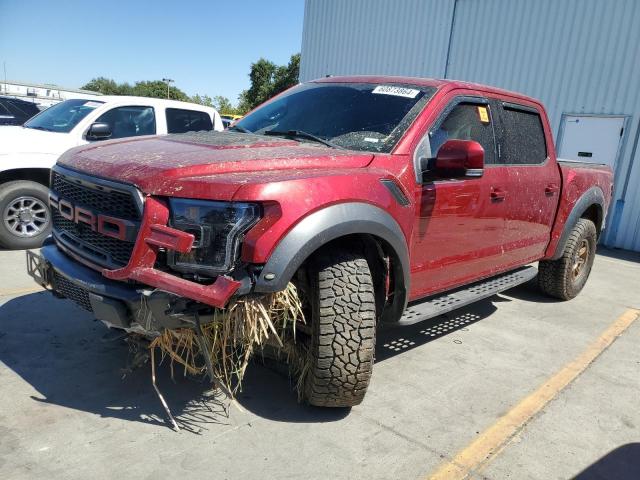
[86, 122, 112, 140]
[434, 139, 484, 177]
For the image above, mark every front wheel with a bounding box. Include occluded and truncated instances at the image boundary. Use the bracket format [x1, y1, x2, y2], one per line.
[304, 246, 377, 407]
[0, 181, 52, 249]
[538, 218, 597, 300]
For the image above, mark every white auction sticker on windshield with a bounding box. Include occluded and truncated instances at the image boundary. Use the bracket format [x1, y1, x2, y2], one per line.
[372, 85, 420, 98]
[83, 101, 102, 108]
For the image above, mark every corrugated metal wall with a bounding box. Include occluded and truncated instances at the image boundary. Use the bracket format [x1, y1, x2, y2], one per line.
[300, 0, 455, 81]
[301, 0, 640, 251]
[446, 0, 640, 251]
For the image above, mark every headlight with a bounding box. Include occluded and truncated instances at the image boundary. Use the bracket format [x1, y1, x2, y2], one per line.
[167, 199, 260, 274]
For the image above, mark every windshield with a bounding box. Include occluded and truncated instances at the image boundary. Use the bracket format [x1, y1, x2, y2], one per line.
[24, 99, 104, 133]
[235, 82, 436, 153]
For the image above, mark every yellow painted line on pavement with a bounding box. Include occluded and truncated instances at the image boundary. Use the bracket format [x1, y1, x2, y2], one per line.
[426, 308, 640, 480]
[0, 286, 44, 297]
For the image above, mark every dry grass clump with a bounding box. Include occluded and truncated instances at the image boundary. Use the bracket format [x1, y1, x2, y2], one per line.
[149, 283, 307, 398]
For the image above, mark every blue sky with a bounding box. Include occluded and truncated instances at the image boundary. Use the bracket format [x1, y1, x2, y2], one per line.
[0, 0, 304, 104]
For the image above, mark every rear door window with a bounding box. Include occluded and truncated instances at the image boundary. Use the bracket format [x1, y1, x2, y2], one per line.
[166, 108, 213, 133]
[95, 106, 156, 139]
[429, 100, 497, 164]
[493, 102, 547, 164]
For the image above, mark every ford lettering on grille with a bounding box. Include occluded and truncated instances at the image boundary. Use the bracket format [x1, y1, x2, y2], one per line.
[49, 168, 142, 269]
[49, 193, 138, 242]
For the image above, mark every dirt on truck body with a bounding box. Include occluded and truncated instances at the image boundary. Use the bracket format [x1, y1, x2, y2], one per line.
[27, 76, 613, 407]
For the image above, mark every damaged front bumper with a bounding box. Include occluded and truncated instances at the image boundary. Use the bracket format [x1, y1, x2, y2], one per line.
[26, 241, 225, 335]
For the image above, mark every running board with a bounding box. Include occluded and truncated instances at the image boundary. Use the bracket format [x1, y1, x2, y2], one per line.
[392, 266, 538, 327]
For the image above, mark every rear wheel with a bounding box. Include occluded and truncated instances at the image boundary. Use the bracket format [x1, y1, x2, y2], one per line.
[0, 181, 52, 249]
[304, 246, 377, 407]
[538, 218, 597, 300]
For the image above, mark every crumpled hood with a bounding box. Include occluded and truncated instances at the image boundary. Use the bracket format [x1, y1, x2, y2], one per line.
[58, 131, 375, 199]
[0, 126, 74, 155]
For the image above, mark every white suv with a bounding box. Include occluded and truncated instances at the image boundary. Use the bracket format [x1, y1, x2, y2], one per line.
[0, 96, 222, 248]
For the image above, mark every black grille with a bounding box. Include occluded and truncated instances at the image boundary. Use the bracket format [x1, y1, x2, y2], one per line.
[52, 171, 140, 220]
[53, 212, 135, 266]
[51, 170, 141, 268]
[53, 271, 93, 312]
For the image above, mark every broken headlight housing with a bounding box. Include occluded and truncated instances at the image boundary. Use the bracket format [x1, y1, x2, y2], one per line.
[167, 199, 260, 275]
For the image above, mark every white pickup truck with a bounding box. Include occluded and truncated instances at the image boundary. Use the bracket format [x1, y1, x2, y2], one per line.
[0, 96, 223, 248]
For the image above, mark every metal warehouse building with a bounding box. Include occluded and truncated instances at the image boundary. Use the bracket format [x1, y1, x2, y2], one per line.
[300, 0, 640, 252]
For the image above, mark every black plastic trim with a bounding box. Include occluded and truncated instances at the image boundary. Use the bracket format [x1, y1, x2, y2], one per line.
[380, 179, 410, 206]
[501, 101, 539, 114]
[39, 242, 143, 302]
[89, 292, 130, 328]
[390, 266, 537, 326]
[254, 203, 410, 302]
[52, 164, 145, 215]
[551, 186, 605, 260]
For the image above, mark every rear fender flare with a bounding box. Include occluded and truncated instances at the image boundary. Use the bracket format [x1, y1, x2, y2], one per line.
[253, 202, 410, 302]
[551, 186, 605, 260]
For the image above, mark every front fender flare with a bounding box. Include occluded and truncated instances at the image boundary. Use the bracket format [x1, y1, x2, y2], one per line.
[253, 202, 410, 297]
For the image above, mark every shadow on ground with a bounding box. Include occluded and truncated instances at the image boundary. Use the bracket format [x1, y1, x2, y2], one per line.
[0, 292, 230, 433]
[572, 443, 640, 479]
[596, 246, 640, 264]
[497, 277, 561, 304]
[0, 286, 515, 432]
[0, 292, 353, 431]
[376, 297, 501, 361]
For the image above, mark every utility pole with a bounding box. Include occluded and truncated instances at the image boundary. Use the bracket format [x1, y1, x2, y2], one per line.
[162, 78, 174, 99]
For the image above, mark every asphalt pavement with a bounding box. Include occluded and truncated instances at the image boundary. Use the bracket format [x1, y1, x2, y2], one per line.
[0, 247, 638, 480]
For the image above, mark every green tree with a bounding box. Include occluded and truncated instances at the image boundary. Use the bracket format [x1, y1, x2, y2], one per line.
[190, 94, 214, 107]
[131, 80, 188, 101]
[243, 58, 277, 109]
[237, 90, 252, 115]
[82, 77, 130, 95]
[272, 53, 300, 95]
[212, 96, 234, 114]
[81, 54, 301, 115]
[83, 77, 190, 100]
[237, 53, 300, 113]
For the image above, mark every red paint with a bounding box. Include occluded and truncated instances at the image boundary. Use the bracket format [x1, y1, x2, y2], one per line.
[129, 268, 240, 309]
[434, 139, 485, 172]
[101, 196, 240, 308]
[97, 216, 137, 242]
[146, 224, 194, 253]
[53, 77, 612, 310]
[544, 162, 612, 259]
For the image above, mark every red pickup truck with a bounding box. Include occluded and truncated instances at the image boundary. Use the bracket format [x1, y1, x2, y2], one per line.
[27, 76, 613, 407]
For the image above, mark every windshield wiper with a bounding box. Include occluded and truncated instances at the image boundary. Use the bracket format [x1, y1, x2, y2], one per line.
[264, 129, 343, 149]
[25, 125, 53, 132]
[228, 125, 251, 133]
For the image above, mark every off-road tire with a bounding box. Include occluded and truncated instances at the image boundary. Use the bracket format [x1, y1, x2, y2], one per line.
[304, 246, 377, 407]
[538, 218, 597, 300]
[0, 181, 52, 249]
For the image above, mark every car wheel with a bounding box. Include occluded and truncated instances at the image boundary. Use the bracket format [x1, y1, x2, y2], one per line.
[538, 218, 597, 300]
[0, 180, 52, 249]
[304, 245, 377, 407]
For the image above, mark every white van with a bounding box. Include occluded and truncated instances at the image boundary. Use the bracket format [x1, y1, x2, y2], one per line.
[0, 96, 223, 248]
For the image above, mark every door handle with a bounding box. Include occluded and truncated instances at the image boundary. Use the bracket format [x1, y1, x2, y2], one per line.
[545, 183, 560, 195]
[490, 187, 507, 201]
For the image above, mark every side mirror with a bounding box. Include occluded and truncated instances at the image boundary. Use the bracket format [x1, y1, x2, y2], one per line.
[434, 139, 484, 177]
[86, 122, 112, 141]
